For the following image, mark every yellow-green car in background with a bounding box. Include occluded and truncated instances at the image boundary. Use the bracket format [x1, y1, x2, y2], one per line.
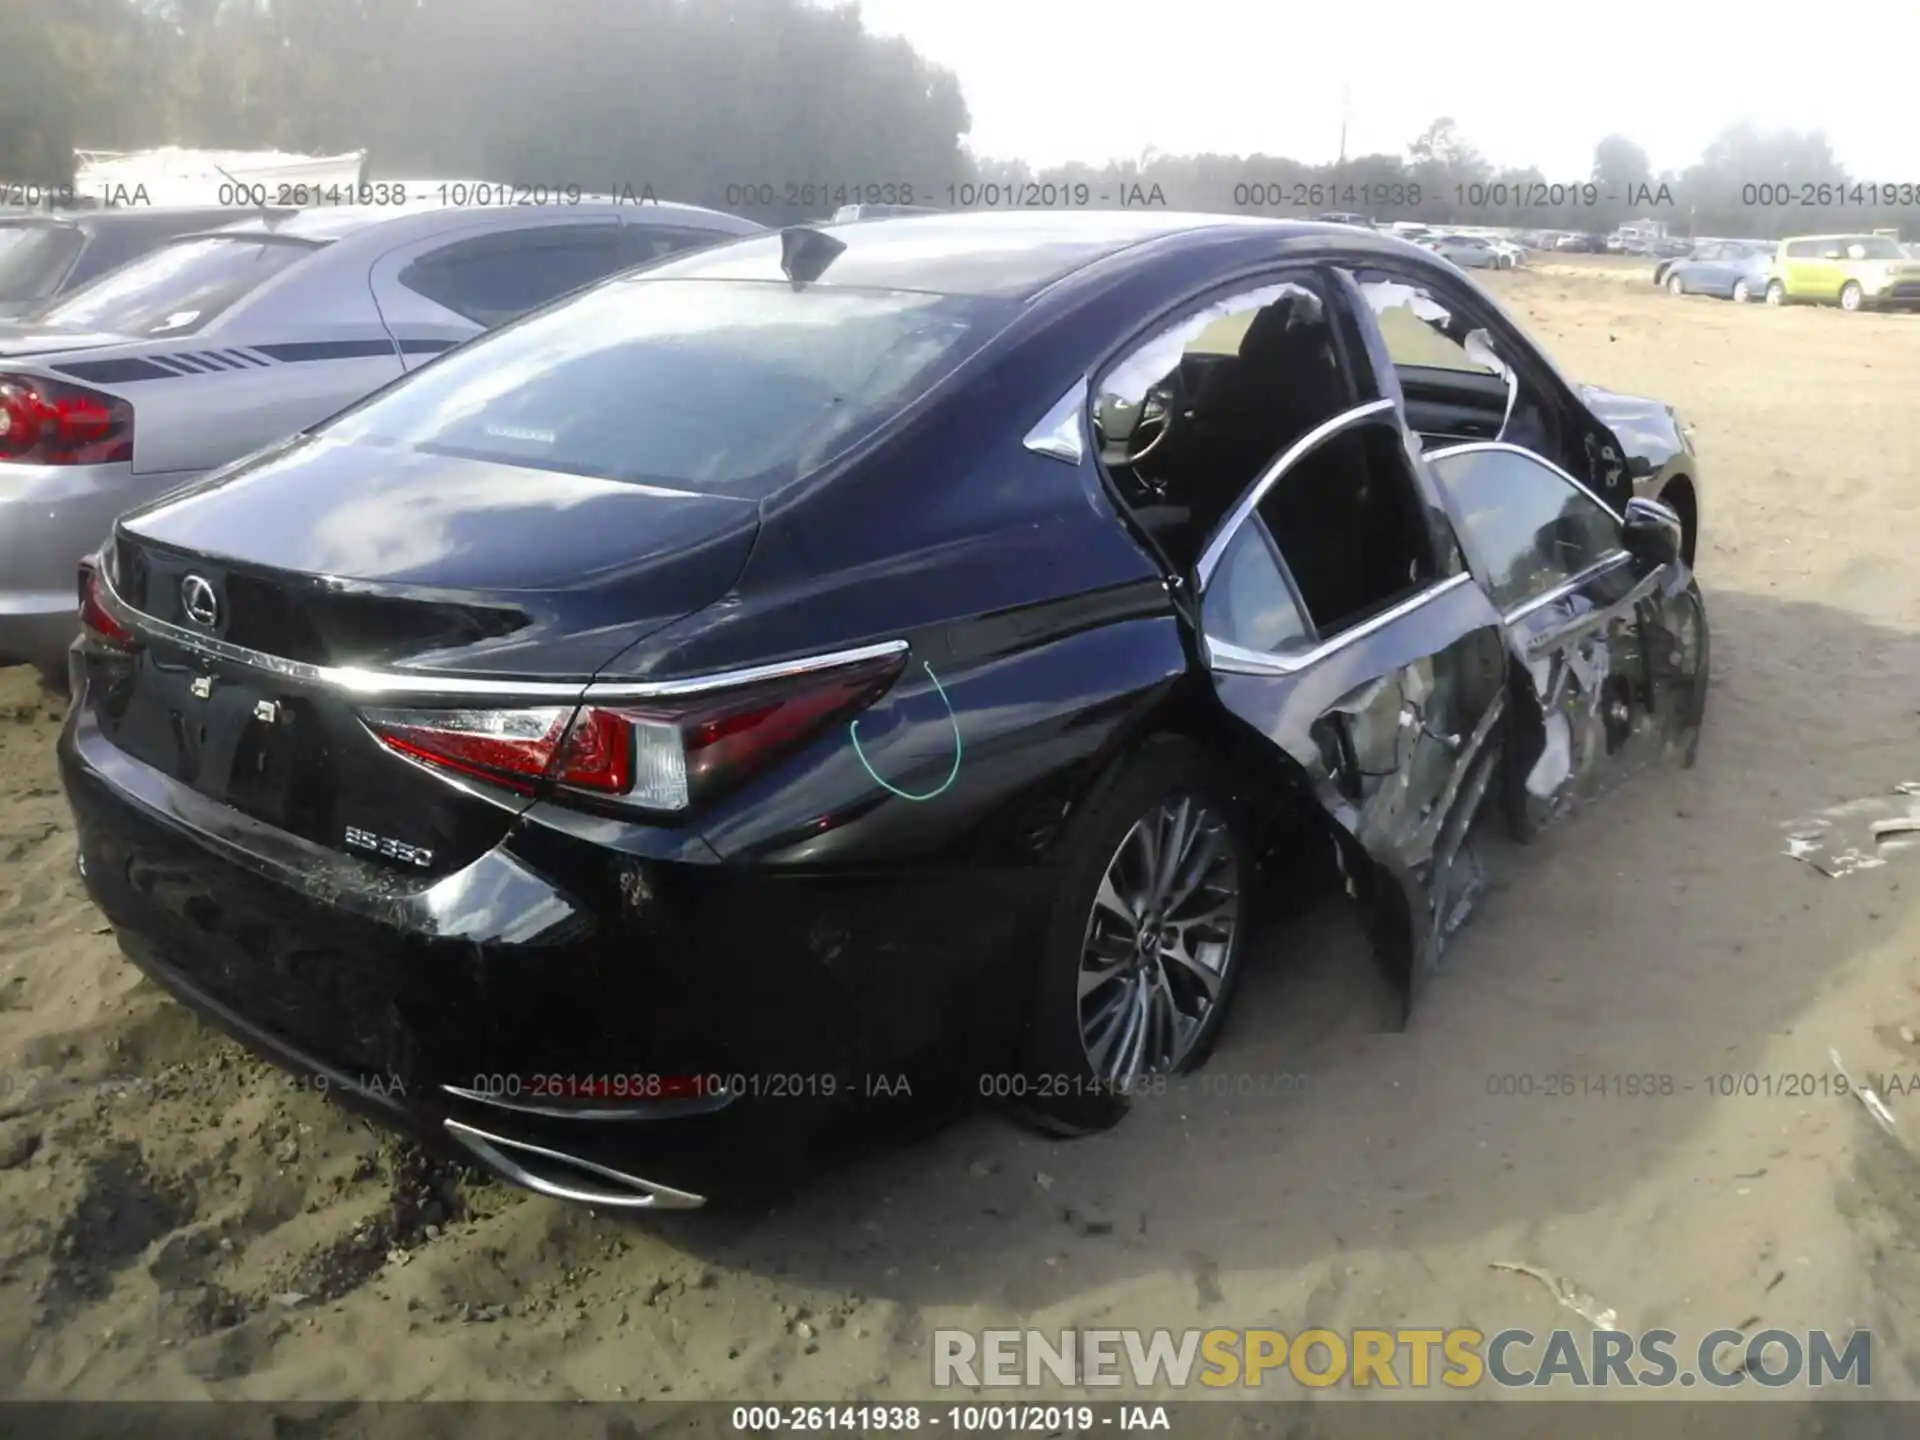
[1764, 234, 1920, 311]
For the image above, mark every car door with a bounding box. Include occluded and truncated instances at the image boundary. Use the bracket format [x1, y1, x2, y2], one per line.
[1179, 276, 1511, 1016]
[1781, 240, 1822, 298]
[1344, 259, 1632, 509]
[369, 215, 626, 369]
[1421, 442, 1704, 836]
[1684, 243, 1726, 293]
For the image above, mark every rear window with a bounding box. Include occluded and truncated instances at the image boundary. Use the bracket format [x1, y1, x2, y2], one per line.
[319, 278, 1015, 497]
[34, 234, 320, 336]
[0, 223, 84, 305]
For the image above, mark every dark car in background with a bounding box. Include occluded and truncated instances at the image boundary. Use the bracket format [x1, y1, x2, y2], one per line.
[60, 213, 1710, 1209]
[0, 206, 265, 319]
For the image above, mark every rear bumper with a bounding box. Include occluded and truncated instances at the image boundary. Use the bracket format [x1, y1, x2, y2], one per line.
[109, 931, 717, 1208]
[59, 699, 1039, 1203]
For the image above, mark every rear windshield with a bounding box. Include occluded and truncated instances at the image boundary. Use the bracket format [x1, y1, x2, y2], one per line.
[34, 234, 320, 336]
[0, 223, 85, 304]
[319, 278, 1015, 497]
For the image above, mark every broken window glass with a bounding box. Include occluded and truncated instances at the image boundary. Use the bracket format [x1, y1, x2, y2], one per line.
[1092, 277, 1357, 566]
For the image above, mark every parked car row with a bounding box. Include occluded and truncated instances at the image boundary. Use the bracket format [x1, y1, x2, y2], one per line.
[1656, 233, 1920, 311]
[40, 210, 1710, 1207]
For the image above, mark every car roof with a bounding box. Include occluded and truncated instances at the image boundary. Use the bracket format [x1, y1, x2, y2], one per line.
[199, 198, 758, 246]
[640, 210, 1369, 299]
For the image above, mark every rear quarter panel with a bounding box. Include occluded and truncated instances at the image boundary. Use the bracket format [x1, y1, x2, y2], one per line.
[591, 294, 1200, 874]
[122, 347, 403, 475]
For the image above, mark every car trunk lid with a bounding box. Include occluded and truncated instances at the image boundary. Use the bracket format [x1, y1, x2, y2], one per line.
[0, 321, 138, 357]
[87, 434, 760, 874]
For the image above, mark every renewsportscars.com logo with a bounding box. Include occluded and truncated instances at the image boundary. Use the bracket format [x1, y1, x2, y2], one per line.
[932, 1327, 1872, 1390]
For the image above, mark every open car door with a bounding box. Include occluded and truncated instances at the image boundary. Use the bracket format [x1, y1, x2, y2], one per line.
[1190, 396, 1510, 1022]
[1421, 443, 1708, 839]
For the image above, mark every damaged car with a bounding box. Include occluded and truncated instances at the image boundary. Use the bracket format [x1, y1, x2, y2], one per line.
[58, 212, 1710, 1208]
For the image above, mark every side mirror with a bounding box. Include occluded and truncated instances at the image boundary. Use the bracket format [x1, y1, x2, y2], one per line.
[1621, 496, 1683, 569]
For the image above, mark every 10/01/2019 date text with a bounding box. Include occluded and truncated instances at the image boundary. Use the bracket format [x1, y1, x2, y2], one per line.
[730, 1405, 1166, 1431]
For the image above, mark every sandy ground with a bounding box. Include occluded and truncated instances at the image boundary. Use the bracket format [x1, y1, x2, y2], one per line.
[5, 255, 1920, 1408]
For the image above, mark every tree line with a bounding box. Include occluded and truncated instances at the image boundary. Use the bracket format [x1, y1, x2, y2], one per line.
[0, 0, 1908, 239]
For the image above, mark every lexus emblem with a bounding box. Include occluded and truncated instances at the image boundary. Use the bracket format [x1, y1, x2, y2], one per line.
[180, 574, 219, 628]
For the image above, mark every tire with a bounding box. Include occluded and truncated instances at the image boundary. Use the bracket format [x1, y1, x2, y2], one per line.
[1018, 737, 1251, 1136]
[1670, 580, 1709, 768]
[1765, 280, 1786, 306]
[1840, 281, 1864, 312]
[1667, 273, 1685, 297]
[1731, 278, 1751, 304]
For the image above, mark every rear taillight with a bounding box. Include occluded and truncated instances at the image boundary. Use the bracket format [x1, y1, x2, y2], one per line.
[77, 558, 137, 650]
[361, 651, 907, 811]
[0, 373, 134, 465]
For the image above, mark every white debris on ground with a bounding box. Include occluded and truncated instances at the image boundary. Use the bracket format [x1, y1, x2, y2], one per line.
[1781, 785, 1920, 877]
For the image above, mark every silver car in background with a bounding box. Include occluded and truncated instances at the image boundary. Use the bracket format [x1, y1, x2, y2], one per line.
[0, 198, 760, 678]
[0, 206, 272, 320]
[1420, 233, 1503, 269]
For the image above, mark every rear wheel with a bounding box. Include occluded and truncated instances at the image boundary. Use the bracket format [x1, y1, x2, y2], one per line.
[1731, 278, 1752, 303]
[1019, 739, 1249, 1136]
[1840, 281, 1864, 312]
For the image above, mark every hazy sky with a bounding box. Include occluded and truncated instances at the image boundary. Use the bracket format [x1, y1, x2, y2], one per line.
[854, 0, 1917, 179]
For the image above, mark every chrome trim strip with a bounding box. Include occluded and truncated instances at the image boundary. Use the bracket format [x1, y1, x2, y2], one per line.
[580, 640, 908, 702]
[1194, 399, 1398, 593]
[1023, 377, 1089, 465]
[1422, 439, 1619, 518]
[442, 1119, 706, 1210]
[92, 563, 909, 702]
[1501, 551, 1632, 626]
[1520, 562, 1667, 661]
[1203, 571, 1475, 676]
[441, 1080, 732, 1122]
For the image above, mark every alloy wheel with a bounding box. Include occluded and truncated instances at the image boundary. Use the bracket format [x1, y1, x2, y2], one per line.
[1732, 279, 1751, 303]
[1668, 275, 1684, 296]
[1841, 283, 1863, 312]
[1076, 794, 1241, 1086]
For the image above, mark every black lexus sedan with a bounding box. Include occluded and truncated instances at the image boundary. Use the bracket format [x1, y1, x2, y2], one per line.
[59, 212, 1710, 1209]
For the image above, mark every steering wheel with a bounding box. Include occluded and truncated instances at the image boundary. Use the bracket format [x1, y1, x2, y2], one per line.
[1127, 378, 1186, 464]
[1094, 370, 1190, 493]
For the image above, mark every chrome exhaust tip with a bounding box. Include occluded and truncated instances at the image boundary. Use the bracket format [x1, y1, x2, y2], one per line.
[443, 1119, 706, 1210]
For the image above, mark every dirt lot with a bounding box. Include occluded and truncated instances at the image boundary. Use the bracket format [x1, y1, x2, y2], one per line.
[5, 256, 1920, 1406]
